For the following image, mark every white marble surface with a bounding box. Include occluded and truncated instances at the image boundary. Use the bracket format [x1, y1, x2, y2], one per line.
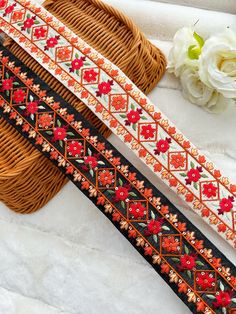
[0, 1, 236, 313]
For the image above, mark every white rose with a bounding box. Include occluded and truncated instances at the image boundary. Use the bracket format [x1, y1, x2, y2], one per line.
[199, 29, 236, 98]
[180, 67, 233, 113]
[168, 27, 199, 76]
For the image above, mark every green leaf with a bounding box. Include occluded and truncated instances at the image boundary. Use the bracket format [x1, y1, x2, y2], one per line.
[141, 116, 147, 120]
[84, 62, 90, 66]
[186, 270, 192, 279]
[121, 201, 125, 209]
[5, 72, 9, 78]
[180, 173, 187, 177]
[184, 245, 189, 255]
[76, 70, 80, 76]
[193, 182, 198, 190]
[97, 161, 105, 165]
[57, 119, 61, 127]
[188, 45, 201, 60]
[13, 82, 20, 86]
[138, 223, 147, 228]
[190, 161, 195, 169]
[195, 260, 204, 266]
[120, 114, 127, 119]
[76, 159, 84, 163]
[118, 178, 123, 186]
[206, 295, 216, 300]
[87, 148, 92, 156]
[45, 131, 53, 135]
[171, 258, 180, 262]
[6, 90, 9, 97]
[151, 211, 155, 220]
[27, 28, 31, 34]
[153, 234, 158, 243]
[75, 53, 79, 59]
[34, 20, 40, 25]
[232, 298, 236, 303]
[222, 307, 227, 314]
[26, 13, 31, 18]
[67, 131, 75, 136]
[132, 123, 137, 131]
[162, 226, 170, 231]
[59, 140, 63, 148]
[107, 190, 115, 194]
[129, 192, 137, 197]
[193, 31, 204, 48]
[131, 103, 135, 110]
[65, 63, 71, 67]
[219, 281, 224, 291]
[201, 174, 208, 178]
[89, 169, 94, 177]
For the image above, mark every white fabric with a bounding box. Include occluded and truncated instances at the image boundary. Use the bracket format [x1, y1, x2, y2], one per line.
[0, 1, 235, 313]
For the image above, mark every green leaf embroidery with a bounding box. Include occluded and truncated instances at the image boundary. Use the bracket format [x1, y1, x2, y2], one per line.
[26, 28, 31, 34]
[206, 295, 216, 300]
[141, 116, 147, 120]
[138, 223, 147, 228]
[162, 226, 170, 231]
[97, 161, 105, 165]
[153, 234, 158, 243]
[190, 161, 195, 169]
[184, 245, 189, 255]
[118, 178, 123, 186]
[119, 114, 127, 119]
[65, 63, 71, 67]
[193, 182, 198, 190]
[57, 119, 61, 127]
[45, 130, 53, 135]
[26, 13, 31, 18]
[76, 159, 84, 163]
[232, 298, 236, 303]
[6, 90, 9, 97]
[76, 70, 80, 76]
[151, 211, 155, 220]
[34, 20, 40, 25]
[171, 258, 180, 262]
[67, 132, 75, 136]
[75, 53, 79, 59]
[180, 173, 187, 177]
[132, 124, 137, 131]
[201, 174, 208, 178]
[186, 270, 192, 279]
[131, 103, 135, 110]
[121, 201, 126, 209]
[87, 148, 92, 156]
[219, 281, 225, 291]
[5, 72, 9, 78]
[195, 260, 204, 266]
[107, 190, 115, 194]
[59, 140, 63, 148]
[129, 192, 137, 197]
[13, 82, 20, 86]
[89, 169, 94, 177]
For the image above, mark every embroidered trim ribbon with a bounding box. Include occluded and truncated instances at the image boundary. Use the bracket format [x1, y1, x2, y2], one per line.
[0, 44, 236, 314]
[0, 0, 235, 246]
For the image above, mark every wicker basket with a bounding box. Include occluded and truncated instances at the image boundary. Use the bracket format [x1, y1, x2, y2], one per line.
[0, 0, 166, 213]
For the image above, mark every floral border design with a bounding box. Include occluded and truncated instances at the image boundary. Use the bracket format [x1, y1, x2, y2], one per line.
[0, 45, 235, 314]
[0, 0, 235, 247]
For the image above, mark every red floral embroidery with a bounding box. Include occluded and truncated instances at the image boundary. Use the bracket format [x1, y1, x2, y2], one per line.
[98, 169, 114, 186]
[179, 254, 196, 270]
[70, 57, 86, 72]
[111, 95, 127, 111]
[84, 155, 98, 168]
[38, 113, 53, 128]
[196, 272, 216, 290]
[34, 27, 47, 39]
[57, 47, 71, 61]
[213, 291, 233, 308]
[125, 109, 142, 125]
[22, 16, 36, 31]
[155, 138, 171, 155]
[26, 101, 38, 115]
[45, 36, 60, 50]
[67, 141, 83, 157]
[11, 10, 24, 22]
[53, 127, 66, 141]
[1, 78, 13, 91]
[96, 80, 113, 97]
[162, 236, 180, 253]
[13, 89, 26, 103]
[170, 153, 186, 169]
[115, 186, 129, 201]
[186, 167, 202, 185]
[3, 3, 16, 17]
[218, 196, 234, 215]
[0, 0, 7, 8]
[83, 69, 98, 83]
[129, 202, 146, 219]
[202, 183, 218, 198]
[140, 124, 156, 139]
[146, 218, 163, 234]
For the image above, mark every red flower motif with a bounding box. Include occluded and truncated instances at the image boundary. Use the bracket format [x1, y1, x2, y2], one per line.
[13, 89, 26, 103]
[1, 78, 13, 91]
[22, 17, 35, 30]
[129, 202, 146, 219]
[84, 156, 98, 168]
[180, 254, 196, 270]
[140, 124, 156, 139]
[0, 0, 7, 8]
[57, 47, 71, 61]
[147, 219, 163, 235]
[38, 113, 53, 128]
[218, 196, 234, 215]
[83, 69, 98, 83]
[70, 57, 85, 72]
[53, 127, 66, 141]
[67, 141, 83, 157]
[3, 3, 16, 16]
[98, 170, 114, 186]
[186, 167, 202, 185]
[170, 153, 186, 169]
[155, 138, 171, 155]
[196, 272, 216, 290]
[34, 27, 47, 39]
[111, 95, 127, 111]
[213, 291, 233, 308]
[202, 183, 218, 198]
[126, 109, 141, 125]
[45, 36, 59, 49]
[26, 101, 38, 115]
[96, 80, 113, 97]
[113, 186, 129, 202]
[162, 236, 180, 253]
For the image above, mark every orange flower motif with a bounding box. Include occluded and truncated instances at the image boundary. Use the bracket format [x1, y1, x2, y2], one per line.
[162, 236, 180, 253]
[38, 113, 53, 128]
[170, 153, 186, 169]
[98, 169, 114, 187]
[57, 47, 71, 61]
[111, 95, 127, 111]
[11, 10, 24, 22]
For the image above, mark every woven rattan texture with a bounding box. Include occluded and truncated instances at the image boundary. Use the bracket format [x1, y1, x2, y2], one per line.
[0, 0, 166, 214]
